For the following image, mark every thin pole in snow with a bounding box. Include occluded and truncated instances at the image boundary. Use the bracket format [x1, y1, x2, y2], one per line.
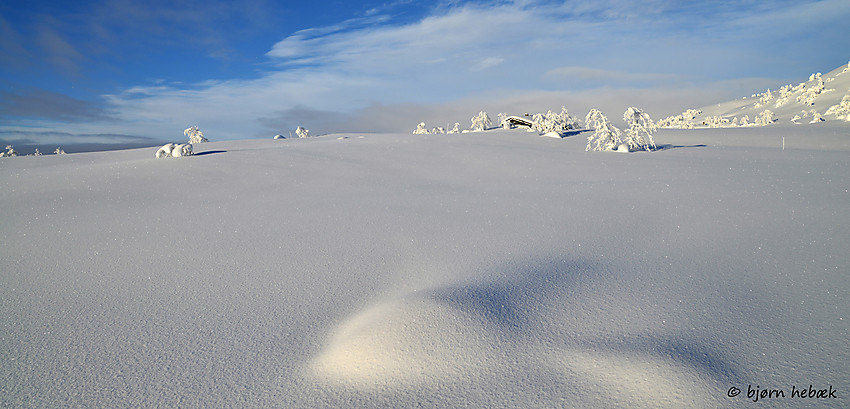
[782, 137, 785, 150]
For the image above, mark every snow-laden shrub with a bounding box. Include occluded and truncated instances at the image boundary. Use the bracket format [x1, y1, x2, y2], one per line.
[531, 107, 581, 134]
[498, 113, 510, 129]
[755, 110, 775, 126]
[54, 147, 65, 154]
[774, 85, 794, 107]
[657, 108, 700, 129]
[448, 122, 460, 134]
[32, 149, 42, 156]
[0, 145, 18, 157]
[413, 122, 429, 134]
[156, 143, 193, 158]
[622, 107, 657, 151]
[431, 127, 446, 134]
[740, 115, 751, 127]
[825, 95, 850, 121]
[295, 126, 310, 138]
[756, 88, 774, 107]
[791, 115, 802, 124]
[585, 109, 622, 152]
[797, 73, 826, 106]
[470, 111, 492, 132]
[702, 115, 729, 128]
[184, 126, 208, 143]
[809, 111, 825, 123]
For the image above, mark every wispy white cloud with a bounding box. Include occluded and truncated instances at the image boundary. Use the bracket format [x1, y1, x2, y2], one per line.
[5, 0, 850, 142]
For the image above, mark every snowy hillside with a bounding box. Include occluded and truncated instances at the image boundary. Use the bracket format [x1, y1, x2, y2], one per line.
[660, 61, 850, 128]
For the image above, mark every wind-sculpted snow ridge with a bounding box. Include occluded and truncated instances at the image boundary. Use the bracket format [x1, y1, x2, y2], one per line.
[309, 259, 734, 408]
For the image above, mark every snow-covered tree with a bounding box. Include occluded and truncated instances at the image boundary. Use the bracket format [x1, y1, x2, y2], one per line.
[755, 110, 775, 126]
[470, 111, 492, 132]
[448, 122, 460, 134]
[797, 73, 826, 106]
[809, 111, 825, 123]
[413, 122, 429, 134]
[756, 88, 774, 107]
[1, 145, 18, 157]
[295, 126, 310, 138]
[585, 109, 622, 152]
[184, 126, 208, 143]
[498, 113, 511, 129]
[54, 147, 66, 154]
[32, 148, 42, 156]
[531, 107, 581, 134]
[431, 127, 446, 134]
[622, 107, 657, 151]
[825, 95, 850, 121]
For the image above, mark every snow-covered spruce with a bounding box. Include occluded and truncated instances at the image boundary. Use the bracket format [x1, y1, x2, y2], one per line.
[530, 107, 580, 135]
[622, 107, 657, 151]
[156, 143, 193, 158]
[413, 122, 429, 134]
[585, 109, 622, 152]
[184, 126, 208, 144]
[296, 126, 310, 138]
[755, 110, 776, 126]
[1, 145, 18, 157]
[825, 95, 850, 121]
[470, 111, 492, 132]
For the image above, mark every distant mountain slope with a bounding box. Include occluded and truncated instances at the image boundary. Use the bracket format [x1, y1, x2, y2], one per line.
[660, 61, 850, 128]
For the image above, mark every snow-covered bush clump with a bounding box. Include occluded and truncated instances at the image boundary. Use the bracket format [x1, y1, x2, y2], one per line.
[448, 123, 460, 134]
[184, 126, 208, 143]
[657, 109, 701, 129]
[755, 88, 774, 107]
[431, 127, 446, 134]
[754, 110, 776, 126]
[585, 109, 622, 152]
[0, 145, 18, 157]
[797, 73, 827, 106]
[531, 107, 581, 134]
[470, 111, 492, 132]
[622, 107, 657, 151]
[32, 149, 42, 156]
[774, 85, 794, 108]
[295, 126, 310, 138]
[498, 113, 510, 129]
[809, 111, 825, 123]
[702, 115, 730, 128]
[156, 143, 193, 158]
[54, 147, 65, 154]
[413, 122, 429, 134]
[825, 95, 850, 121]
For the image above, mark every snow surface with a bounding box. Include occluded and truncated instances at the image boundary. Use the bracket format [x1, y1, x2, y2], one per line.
[1, 125, 848, 407]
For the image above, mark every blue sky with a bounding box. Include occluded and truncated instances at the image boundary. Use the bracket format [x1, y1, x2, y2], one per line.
[1, 0, 849, 149]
